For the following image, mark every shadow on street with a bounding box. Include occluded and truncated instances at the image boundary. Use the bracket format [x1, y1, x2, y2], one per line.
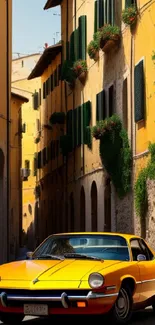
[22, 308, 155, 324]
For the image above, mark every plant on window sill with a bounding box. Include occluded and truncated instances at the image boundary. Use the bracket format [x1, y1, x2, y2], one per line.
[87, 38, 99, 61]
[98, 24, 121, 53]
[49, 112, 66, 125]
[61, 60, 76, 89]
[134, 143, 155, 222]
[34, 136, 40, 144]
[92, 114, 132, 198]
[72, 60, 88, 85]
[122, 5, 137, 26]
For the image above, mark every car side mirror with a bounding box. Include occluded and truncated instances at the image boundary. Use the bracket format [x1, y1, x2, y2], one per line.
[26, 251, 33, 260]
[137, 254, 146, 261]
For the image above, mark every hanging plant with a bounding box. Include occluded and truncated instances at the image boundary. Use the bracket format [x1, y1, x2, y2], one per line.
[49, 112, 66, 125]
[87, 39, 99, 61]
[92, 114, 132, 198]
[61, 60, 76, 89]
[122, 6, 137, 26]
[99, 24, 121, 53]
[72, 60, 88, 85]
[134, 143, 155, 221]
[34, 136, 40, 144]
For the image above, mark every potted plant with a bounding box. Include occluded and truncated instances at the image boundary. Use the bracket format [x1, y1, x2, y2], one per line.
[72, 60, 88, 85]
[99, 24, 121, 53]
[122, 5, 137, 26]
[87, 39, 99, 61]
[49, 112, 65, 125]
[61, 60, 76, 89]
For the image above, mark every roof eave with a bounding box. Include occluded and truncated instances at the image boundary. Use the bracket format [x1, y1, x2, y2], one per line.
[44, 0, 61, 10]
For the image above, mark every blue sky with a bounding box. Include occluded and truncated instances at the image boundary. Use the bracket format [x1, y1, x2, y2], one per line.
[12, 0, 61, 58]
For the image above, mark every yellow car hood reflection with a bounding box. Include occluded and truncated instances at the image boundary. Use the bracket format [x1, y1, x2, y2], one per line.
[0, 259, 122, 282]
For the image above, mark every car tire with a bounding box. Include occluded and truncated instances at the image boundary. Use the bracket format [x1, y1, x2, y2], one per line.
[110, 286, 133, 324]
[0, 312, 24, 324]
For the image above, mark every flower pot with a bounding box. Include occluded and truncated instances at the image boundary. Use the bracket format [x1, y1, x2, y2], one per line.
[100, 35, 120, 53]
[94, 50, 99, 61]
[78, 71, 87, 85]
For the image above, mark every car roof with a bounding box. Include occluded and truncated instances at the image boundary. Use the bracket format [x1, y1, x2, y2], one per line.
[52, 232, 141, 241]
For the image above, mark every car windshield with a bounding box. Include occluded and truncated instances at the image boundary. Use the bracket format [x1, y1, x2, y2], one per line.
[32, 234, 130, 261]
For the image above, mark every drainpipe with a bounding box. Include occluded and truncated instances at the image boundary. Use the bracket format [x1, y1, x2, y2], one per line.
[6, 0, 10, 262]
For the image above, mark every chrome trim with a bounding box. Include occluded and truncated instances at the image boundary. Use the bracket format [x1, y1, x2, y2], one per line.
[106, 286, 116, 291]
[136, 278, 155, 285]
[0, 291, 118, 304]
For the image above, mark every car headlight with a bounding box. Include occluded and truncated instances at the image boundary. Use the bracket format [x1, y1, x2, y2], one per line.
[88, 273, 104, 289]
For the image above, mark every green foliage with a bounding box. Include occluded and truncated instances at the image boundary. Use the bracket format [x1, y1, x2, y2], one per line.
[134, 143, 155, 220]
[122, 5, 137, 25]
[87, 39, 99, 60]
[61, 60, 76, 85]
[73, 60, 87, 77]
[99, 24, 120, 41]
[49, 112, 66, 125]
[92, 114, 132, 198]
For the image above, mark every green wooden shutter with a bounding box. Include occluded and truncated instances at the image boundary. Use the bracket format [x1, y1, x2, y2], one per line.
[46, 79, 49, 96]
[99, 0, 104, 28]
[134, 60, 145, 122]
[125, 0, 132, 8]
[83, 101, 91, 144]
[74, 28, 79, 60]
[67, 110, 73, 150]
[109, 85, 114, 117]
[94, 1, 98, 33]
[104, 0, 107, 24]
[73, 109, 77, 148]
[51, 74, 53, 91]
[37, 151, 41, 169]
[111, 0, 115, 25]
[107, 0, 111, 24]
[70, 32, 75, 62]
[43, 82, 46, 99]
[77, 106, 81, 146]
[33, 153, 37, 176]
[79, 15, 87, 60]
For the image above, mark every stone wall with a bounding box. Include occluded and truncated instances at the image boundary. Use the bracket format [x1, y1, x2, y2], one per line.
[145, 179, 155, 250]
[115, 191, 134, 234]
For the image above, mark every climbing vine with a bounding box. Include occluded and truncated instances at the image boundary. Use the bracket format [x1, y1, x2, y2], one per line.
[134, 143, 155, 220]
[92, 114, 132, 198]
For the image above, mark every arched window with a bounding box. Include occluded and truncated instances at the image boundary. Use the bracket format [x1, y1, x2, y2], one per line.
[104, 178, 111, 232]
[91, 181, 98, 231]
[80, 186, 85, 231]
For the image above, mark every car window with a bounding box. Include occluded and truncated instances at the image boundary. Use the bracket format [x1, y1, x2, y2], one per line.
[140, 239, 154, 261]
[130, 238, 153, 261]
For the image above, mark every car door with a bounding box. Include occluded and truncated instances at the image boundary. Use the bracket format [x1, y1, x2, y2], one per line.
[130, 238, 155, 302]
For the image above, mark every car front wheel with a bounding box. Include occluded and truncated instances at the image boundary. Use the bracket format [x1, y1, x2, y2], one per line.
[0, 312, 24, 324]
[111, 287, 133, 324]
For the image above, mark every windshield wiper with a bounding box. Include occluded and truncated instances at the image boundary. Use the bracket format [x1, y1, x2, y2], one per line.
[63, 253, 102, 261]
[36, 254, 64, 260]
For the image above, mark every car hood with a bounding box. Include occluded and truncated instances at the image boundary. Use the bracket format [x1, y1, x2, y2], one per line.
[0, 259, 122, 282]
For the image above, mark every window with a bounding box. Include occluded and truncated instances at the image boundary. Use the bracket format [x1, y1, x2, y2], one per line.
[122, 78, 128, 130]
[96, 90, 106, 121]
[130, 238, 153, 261]
[39, 88, 41, 106]
[96, 84, 115, 122]
[43, 82, 46, 99]
[134, 59, 145, 122]
[94, 0, 115, 33]
[33, 92, 39, 110]
[37, 151, 41, 169]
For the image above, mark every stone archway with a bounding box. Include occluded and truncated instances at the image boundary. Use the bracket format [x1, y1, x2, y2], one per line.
[91, 181, 98, 231]
[104, 178, 111, 232]
[80, 186, 85, 231]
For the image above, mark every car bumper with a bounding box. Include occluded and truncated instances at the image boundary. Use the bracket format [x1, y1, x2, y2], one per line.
[0, 290, 118, 315]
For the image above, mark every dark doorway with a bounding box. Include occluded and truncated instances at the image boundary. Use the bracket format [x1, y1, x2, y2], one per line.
[80, 186, 85, 231]
[91, 181, 98, 231]
[104, 178, 111, 232]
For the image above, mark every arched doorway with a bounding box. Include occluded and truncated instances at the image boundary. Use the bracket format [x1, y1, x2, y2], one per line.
[80, 186, 85, 231]
[104, 178, 111, 232]
[69, 192, 74, 231]
[91, 181, 98, 231]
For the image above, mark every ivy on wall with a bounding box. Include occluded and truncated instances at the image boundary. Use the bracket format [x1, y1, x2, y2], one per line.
[92, 114, 132, 198]
[134, 143, 155, 221]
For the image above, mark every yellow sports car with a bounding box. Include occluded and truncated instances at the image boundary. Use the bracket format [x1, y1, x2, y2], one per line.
[0, 232, 155, 324]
